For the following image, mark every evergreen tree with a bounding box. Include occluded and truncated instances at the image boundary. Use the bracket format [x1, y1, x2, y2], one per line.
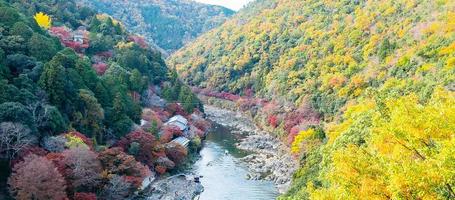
[28, 33, 58, 61]
[10, 22, 33, 41]
[129, 69, 145, 92]
[77, 89, 104, 141]
[39, 61, 67, 110]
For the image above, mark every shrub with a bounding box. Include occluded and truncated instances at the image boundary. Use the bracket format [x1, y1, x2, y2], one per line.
[10, 146, 47, 168]
[154, 156, 175, 173]
[92, 62, 108, 75]
[191, 115, 210, 133]
[128, 142, 140, 156]
[65, 134, 89, 149]
[101, 175, 132, 200]
[155, 165, 167, 175]
[160, 125, 182, 143]
[165, 143, 187, 165]
[65, 131, 94, 148]
[74, 192, 97, 200]
[116, 129, 157, 166]
[41, 135, 67, 152]
[166, 103, 187, 116]
[267, 115, 279, 128]
[0, 122, 37, 160]
[98, 147, 151, 180]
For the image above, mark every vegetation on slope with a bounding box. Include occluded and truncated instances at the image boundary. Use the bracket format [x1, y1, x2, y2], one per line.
[79, 0, 235, 54]
[0, 0, 206, 199]
[169, 0, 455, 198]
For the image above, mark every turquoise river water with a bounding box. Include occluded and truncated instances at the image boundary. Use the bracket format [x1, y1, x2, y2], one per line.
[190, 122, 279, 200]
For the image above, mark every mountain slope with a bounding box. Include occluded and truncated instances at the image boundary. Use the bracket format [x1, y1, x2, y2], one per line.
[0, 0, 205, 199]
[79, 0, 235, 54]
[169, 0, 454, 117]
[169, 0, 455, 198]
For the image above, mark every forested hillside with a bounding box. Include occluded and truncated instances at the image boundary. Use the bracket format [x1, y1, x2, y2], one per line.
[169, 0, 455, 199]
[0, 0, 206, 199]
[78, 0, 235, 54]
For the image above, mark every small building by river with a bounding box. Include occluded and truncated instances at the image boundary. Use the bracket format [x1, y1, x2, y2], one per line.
[164, 115, 189, 134]
[171, 136, 191, 148]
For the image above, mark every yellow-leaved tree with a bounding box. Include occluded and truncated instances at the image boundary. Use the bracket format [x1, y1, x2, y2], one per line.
[291, 129, 321, 154]
[309, 88, 455, 199]
[34, 12, 52, 29]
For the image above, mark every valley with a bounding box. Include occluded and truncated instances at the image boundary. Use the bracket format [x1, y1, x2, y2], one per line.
[0, 0, 454, 200]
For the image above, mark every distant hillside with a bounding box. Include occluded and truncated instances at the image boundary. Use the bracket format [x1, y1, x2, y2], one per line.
[169, 0, 454, 117]
[79, 0, 235, 54]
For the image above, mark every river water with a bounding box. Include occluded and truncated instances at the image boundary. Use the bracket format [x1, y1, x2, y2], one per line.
[190, 122, 279, 200]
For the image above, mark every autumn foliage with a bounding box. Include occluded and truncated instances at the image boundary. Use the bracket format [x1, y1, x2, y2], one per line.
[65, 131, 94, 149]
[267, 115, 278, 128]
[98, 147, 151, 185]
[11, 146, 47, 168]
[74, 192, 97, 200]
[34, 12, 52, 29]
[165, 143, 188, 165]
[160, 125, 183, 143]
[166, 103, 187, 116]
[9, 155, 67, 200]
[116, 130, 157, 166]
[92, 62, 108, 75]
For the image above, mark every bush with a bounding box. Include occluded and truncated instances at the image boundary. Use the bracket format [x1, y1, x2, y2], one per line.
[116, 129, 157, 166]
[101, 175, 132, 200]
[0, 122, 37, 160]
[160, 125, 182, 143]
[267, 115, 279, 128]
[41, 135, 67, 152]
[74, 192, 97, 200]
[165, 143, 187, 165]
[65, 131, 94, 148]
[128, 142, 140, 156]
[98, 147, 151, 180]
[65, 134, 89, 149]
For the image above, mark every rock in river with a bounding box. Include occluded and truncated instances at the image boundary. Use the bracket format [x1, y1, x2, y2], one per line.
[142, 174, 204, 200]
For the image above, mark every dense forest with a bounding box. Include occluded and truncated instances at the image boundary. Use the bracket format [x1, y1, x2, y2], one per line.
[169, 0, 455, 199]
[78, 0, 235, 54]
[0, 0, 207, 199]
[1, 0, 454, 199]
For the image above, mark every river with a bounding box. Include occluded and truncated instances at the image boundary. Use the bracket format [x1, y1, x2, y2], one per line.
[190, 121, 279, 200]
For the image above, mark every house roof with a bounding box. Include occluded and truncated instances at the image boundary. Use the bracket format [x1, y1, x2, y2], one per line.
[167, 121, 187, 131]
[166, 115, 188, 125]
[172, 136, 190, 148]
[164, 115, 188, 131]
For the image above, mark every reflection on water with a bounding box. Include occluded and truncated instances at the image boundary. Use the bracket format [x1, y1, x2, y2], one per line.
[191, 122, 279, 200]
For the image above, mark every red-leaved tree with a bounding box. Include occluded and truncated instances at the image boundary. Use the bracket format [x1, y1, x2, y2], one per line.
[160, 125, 183, 143]
[92, 63, 108, 75]
[166, 103, 187, 116]
[62, 147, 102, 192]
[8, 154, 68, 200]
[165, 143, 187, 165]
[116, 130, 158, 166]
[74, 192, 97, 200]
[10, 146, 47, 168]
[98, 148, 151, 187]
[267, 115, 279, 128]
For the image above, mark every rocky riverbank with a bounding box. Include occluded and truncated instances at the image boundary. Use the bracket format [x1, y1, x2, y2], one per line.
[141, 174, 204, 200]
[204, 105, 298, 193]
